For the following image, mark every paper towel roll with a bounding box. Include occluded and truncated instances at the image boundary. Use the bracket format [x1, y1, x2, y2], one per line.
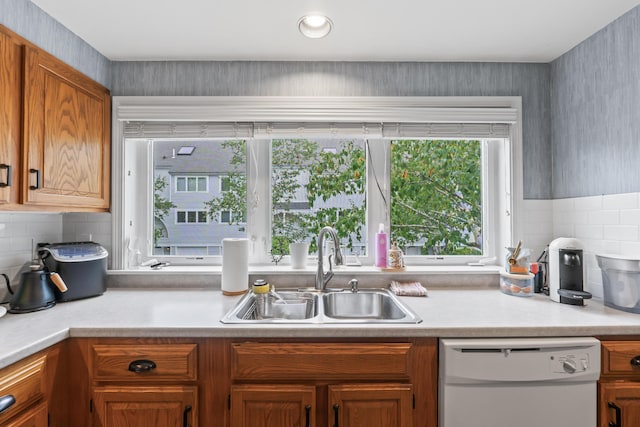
[221, 238, 249, 295]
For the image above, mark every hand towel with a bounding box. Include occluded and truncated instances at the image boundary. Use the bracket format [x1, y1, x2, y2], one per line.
[389, 280, 428, 297]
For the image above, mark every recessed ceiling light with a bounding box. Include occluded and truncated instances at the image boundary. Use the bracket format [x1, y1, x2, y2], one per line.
[298, 14, 333, 39]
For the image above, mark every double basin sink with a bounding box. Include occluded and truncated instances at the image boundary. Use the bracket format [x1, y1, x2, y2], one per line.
[220, 288, 422, 324]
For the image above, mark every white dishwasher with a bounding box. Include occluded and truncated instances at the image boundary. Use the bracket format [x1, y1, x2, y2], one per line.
[439, 337, 600, 427]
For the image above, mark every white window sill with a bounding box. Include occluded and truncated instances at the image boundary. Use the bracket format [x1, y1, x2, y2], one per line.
[108, 264, 502, 276]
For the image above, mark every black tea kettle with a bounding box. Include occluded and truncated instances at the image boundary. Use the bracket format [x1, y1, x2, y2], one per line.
[8, 264, 68, 314]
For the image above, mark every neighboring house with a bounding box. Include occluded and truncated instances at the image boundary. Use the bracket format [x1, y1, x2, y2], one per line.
[152, 138, 368, 256]
[153, 140, 246, 255]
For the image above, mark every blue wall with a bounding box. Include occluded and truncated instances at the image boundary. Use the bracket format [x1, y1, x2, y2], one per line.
[551, 5, 640, 198]
[0, 0, 111, 87]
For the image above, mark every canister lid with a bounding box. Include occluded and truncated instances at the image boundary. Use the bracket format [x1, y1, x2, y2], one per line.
[39, 242, 108, 262]
[500, 271, 534, 280]
[252, 279, 270, 294]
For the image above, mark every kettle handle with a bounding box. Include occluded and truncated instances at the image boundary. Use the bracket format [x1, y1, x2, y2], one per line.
[49, 273, 68, 293]
[0, 273, 13, 295]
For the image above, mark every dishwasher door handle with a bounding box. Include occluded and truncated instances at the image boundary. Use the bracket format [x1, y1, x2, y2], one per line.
[608, 401, 622, 427]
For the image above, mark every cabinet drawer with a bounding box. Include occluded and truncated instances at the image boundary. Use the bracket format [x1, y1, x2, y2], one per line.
[231, 342, 412, 381]
[92, 344, 197, 381]
[0, 354, 46, 423]
[602, 341, 640, 376]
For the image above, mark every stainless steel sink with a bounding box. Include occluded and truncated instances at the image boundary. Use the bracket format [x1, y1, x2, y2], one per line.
[220, 288, 421, 324]
[323, 291, 409, 320]
[220, 291, 319, 323]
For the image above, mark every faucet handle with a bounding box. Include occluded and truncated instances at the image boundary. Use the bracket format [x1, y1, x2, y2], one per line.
[349, 278, 359, 293]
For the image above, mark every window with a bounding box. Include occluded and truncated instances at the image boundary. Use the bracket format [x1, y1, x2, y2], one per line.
[390, 139, 482, 256]
[176, 210, 208, 224]
[271, 138, 366, 256]
[176, 176, 208, 192]
[114, 97, 521, 269]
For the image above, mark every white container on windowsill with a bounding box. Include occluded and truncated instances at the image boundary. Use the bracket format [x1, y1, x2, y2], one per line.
[289, 242, 309, 269]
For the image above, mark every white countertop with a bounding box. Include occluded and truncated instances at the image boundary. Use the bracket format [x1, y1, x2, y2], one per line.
[2, 287, 640, 369]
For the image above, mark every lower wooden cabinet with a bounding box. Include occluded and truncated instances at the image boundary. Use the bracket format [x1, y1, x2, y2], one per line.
[4, 337, 435, 427]
[599, 383, 640, 427]
[4, 401, 48, 427]
[92, 386, 197, 427]
[229, 339, 435, 427]
[329, 384, 413, 427]
[85, 340, 200, 427]
[230, 384, 315, 427]
[599, 339, 640, 427]
[0, 353, 48, 427]
[231, 383, 413, 427]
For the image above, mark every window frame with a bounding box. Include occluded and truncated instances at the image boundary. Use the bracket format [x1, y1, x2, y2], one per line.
[175, 209, 209, 224]
[175, 175, 208, 193]
[112, 96, 523, 270]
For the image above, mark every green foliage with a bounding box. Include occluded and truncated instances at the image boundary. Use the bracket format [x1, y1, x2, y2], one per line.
[203, 138, 482, 258]
[271, 139, 318, 250]
[390, 139, 482, 255]
[304, 140, 366, 252]
[203, 140, 247, 230]
[153, 176, 176, 244]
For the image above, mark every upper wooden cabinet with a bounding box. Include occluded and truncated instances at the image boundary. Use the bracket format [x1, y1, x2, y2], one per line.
[0, 25, 111, 212]
[0, 29, 23, 206]
[22, 46, 110, 210]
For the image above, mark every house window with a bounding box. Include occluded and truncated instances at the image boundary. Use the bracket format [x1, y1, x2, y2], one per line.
[176, 176, 208, 192]
[271, 138, 366, 255]
[115, 97, 520, 269]
[390, 139, 482, 256]
[176, 210, 208, 224]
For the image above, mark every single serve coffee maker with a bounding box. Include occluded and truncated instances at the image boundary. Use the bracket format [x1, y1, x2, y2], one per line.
[548, 238, 592, 305]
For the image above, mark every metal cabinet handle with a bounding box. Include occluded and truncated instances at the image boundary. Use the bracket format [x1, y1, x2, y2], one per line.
[608, 401, 622, 427]
[128, 359, 157, 373]
[0, 395, 16, 414]
[305, 404, 311, 427]
[630, 356, 640, 367]
[183, 405, 192, 427]
[333, 404, 339, 427]
[29, 168, 40, 190]
[0, 164, 11, 188]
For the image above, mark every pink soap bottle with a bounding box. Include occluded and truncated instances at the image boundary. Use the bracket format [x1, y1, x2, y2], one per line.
[375, 223, 388, 268]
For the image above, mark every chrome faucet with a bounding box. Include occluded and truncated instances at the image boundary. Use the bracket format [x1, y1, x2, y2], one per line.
[315, 226, 344, 291]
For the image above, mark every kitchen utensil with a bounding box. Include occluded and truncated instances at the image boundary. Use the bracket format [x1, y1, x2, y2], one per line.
[508, 240, 522, 265]
[8, 264, 67, 313]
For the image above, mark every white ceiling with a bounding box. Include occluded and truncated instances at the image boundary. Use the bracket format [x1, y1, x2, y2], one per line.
[31, 0, 640, 62]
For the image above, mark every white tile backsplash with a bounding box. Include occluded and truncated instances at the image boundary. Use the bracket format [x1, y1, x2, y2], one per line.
[62, 212, 112, 266]
[552, 192, 640, 299]
[0, 213, 63, 303]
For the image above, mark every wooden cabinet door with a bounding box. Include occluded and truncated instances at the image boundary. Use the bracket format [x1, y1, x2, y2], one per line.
[230, 384, 315, 427]
[92, 386, 197, 427]
[22, 46, 110, 210]
[600, 383, 640, 427]
[0, 28, 22, 206]
[4, 401, 48, 427]
[328, 384, 413, 427]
